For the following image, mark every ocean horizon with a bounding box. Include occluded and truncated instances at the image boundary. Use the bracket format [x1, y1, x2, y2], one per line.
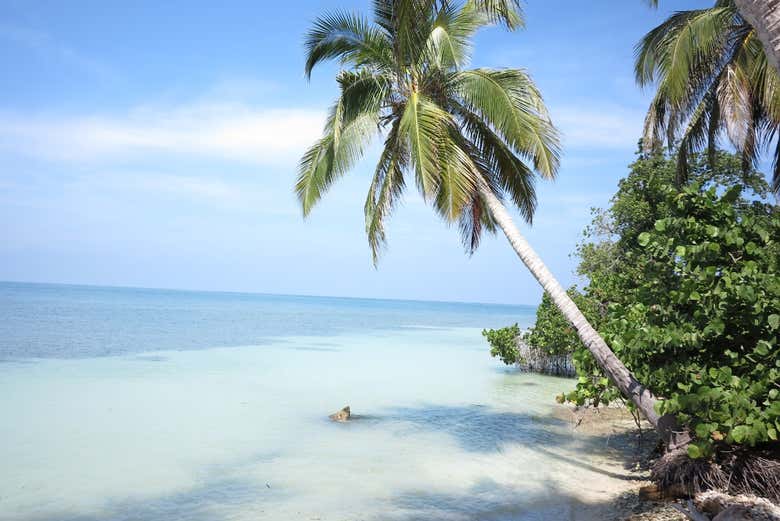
[0, 279, 535, 308]
[0, 281, 536, 360]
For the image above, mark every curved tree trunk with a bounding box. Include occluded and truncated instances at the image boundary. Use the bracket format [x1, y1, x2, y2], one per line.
[477, 180, 690, 449]
[734, 0, 780, 76]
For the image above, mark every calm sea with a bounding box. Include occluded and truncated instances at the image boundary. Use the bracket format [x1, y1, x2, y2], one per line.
[0, 281, 533, 360]
[0, 282, 631, 521]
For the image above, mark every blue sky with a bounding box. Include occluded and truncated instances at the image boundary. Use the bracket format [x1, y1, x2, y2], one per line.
[0, 0, 715, 305]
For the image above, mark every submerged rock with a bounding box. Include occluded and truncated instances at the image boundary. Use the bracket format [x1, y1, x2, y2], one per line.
[329, 406, 350, 422]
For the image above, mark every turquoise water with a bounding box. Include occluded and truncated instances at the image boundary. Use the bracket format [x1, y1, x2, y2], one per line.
[0, 283, 631, 521]
[0, 282, 533, 360]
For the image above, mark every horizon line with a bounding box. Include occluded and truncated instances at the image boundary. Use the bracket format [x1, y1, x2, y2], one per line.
[0, 279, 539, 309]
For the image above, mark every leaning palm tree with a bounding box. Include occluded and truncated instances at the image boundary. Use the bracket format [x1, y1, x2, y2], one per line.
[637, 0, 780, 194]
[297, 0, 681, 443]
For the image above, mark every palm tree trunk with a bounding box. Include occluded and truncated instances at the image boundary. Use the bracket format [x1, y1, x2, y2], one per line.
[477, 180, 690, 448]
[734, 0, 780, 77]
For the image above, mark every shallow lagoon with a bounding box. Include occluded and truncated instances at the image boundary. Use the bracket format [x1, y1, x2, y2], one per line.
[0, 284, 636, 520]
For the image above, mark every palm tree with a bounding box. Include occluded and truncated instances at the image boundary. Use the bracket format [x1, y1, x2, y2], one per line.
[646, 0, 780, 81]
[732, 1, 780, 78]
[297, 0, 680, 442]
[637, 0, 780, 194]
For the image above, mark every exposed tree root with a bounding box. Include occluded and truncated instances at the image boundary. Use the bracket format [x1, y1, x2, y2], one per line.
[650, 445, 780, 505]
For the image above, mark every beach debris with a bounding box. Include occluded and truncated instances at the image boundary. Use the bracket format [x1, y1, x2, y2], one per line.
[670, 492, 780, 521]
[328, 406, 350, 422]
[696, 491, 780, 520]
[672, 499, 709, 521]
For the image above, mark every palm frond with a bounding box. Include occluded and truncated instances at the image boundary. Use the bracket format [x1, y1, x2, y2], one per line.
[433, 124, 480, 221]
[718, 61, 753, 147]
[455, 102, 536, 222]
[393, 0, 438, 69]
[454, 68, 560, 179]
[296, 97, 380, 216]
[336, 69, 393, 123]
[305, 11, 393, 78]
[457, 188, 498, 253]
[635, 7, 736, 97]
[400, 91, 452, 198]
[469, 0, 524, 30]
[365, 118, 407, 264]
[421, 2, 481, 69]
[677, 89, 716, 186]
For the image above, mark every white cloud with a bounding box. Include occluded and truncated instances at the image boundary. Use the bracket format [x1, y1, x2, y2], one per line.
[0, 102, 326, 165]
[106, 173, 245, 204]
[552, 105, 645, 149]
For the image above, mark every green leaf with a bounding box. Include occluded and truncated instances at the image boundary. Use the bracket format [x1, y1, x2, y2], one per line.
[638, 232, 651, 247]
[731, 425, 750, 443]
[695, 423, 712, 438]
[769, 314, 780, 330]
[755, 340, 771, 357]
[687, 444, 702, 459]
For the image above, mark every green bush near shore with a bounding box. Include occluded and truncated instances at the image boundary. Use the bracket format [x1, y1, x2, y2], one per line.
[482, 323, 522, 366]
[491, 149, 780, 456]
[574, 150, 778, 456]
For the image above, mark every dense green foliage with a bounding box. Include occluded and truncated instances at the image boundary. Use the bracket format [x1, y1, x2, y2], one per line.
[555, 150, 779, 456]
[483, 289, 594, 369]
[630, 184, 779, 457]
[482, 323, 521, 365]
[526, 289, 596, 358]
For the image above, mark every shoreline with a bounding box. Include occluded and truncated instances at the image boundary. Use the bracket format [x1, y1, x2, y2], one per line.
[549, 404, 687, 520]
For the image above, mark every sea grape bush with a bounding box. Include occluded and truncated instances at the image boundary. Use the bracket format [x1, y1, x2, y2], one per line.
[623, 184, 780, 458]
[482, 323, 522, 365]
[534, 150, 778, 455]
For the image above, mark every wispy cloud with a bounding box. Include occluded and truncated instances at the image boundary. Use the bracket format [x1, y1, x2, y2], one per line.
[0, 102, 326, 165]
[552, 104, 645, 150]
[0, 22, 117, 80]
[107, 173, 245, 204]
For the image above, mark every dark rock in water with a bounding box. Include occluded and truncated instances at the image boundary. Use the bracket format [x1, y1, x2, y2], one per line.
[329, 406, 351, 422]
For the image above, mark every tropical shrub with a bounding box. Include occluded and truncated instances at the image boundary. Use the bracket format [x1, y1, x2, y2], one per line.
[485, 290, 594, 376]
[563, 149, 779, 455]
[616, 184, 779, 457]
[526, 289, 594, 358]
[482, 323, 521, 366]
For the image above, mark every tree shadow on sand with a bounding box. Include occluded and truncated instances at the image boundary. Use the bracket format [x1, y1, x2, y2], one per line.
[373, 477, 645, 521]
[370, 403, 651, 494]
[368, 405, 653, 520]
